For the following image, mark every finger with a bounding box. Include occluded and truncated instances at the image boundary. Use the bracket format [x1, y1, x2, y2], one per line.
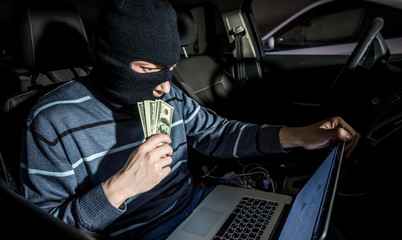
[160, 165, 171, 178]
[321, 117, 360, 158]
[333, 124, 360, 158]
[336, 128, 353, 142]
[159, 156, 173, 168]
[330, 116, 358, 138]
[317, 127, 349, 150]
[153, 144, 173, 157]
[344, 132, 360, 158]
[145, 133, 172, 147]
[332, 117, 360, 141]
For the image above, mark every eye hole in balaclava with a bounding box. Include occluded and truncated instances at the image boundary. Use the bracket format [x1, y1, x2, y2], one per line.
[91, 0, 180, 105]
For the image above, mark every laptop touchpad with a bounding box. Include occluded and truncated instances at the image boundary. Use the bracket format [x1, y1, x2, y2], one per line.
[182, 207, 224, 237]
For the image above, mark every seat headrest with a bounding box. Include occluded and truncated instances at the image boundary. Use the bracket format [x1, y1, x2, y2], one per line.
[14, 1, 90, 73]
[176, 9, 196, 47]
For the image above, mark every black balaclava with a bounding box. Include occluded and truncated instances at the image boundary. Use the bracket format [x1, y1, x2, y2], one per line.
[91, 0, 180, 105]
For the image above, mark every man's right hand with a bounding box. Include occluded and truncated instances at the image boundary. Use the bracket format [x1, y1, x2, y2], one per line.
[103, 134, 173, 208]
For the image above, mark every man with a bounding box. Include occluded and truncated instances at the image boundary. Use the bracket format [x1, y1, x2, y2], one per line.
[20, 0, 359, 239]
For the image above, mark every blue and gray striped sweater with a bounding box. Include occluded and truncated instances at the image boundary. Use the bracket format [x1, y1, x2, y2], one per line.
[20, 78, 286, 238]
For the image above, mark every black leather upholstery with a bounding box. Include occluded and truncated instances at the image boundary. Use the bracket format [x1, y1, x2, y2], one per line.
[173, 8, 259, 121]
[0, 83, 63, 188]
[176, 9, 196, 47]
[0, 1, 90, 186]
[174, 9, 235, 107]
[14, 1, 90, 74]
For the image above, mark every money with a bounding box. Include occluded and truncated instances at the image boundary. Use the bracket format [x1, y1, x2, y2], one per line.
[137, 99, 174, 139]
[144, 100, 156, 137]
[155, 100, 174, 136]
[137, 102, 147, 137]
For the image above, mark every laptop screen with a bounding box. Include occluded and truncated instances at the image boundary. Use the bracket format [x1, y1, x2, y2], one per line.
[278, 142, 344, 240]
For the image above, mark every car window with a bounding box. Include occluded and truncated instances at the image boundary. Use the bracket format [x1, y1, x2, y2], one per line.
[374, 6, 402, 39]
[273, 7, 367, 50]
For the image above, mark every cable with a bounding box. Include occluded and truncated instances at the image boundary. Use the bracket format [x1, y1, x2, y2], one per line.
[241, 163, 276, 193]
[201, 164, 219, 179]
[201, 163, 277, 193]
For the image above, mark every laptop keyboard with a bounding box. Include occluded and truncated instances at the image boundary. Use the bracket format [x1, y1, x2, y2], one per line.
[213, 196, 278, 240]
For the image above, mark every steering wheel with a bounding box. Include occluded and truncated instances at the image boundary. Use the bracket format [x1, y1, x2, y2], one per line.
[325, 17, 389, 99]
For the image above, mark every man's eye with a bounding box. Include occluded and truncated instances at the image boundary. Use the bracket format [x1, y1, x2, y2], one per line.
[143, 67, 154, 72]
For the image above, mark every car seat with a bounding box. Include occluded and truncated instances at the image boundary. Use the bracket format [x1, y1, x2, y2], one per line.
[13, 0, 90, 90]
[174, 9, 238, 107]
[174, 9, 259, 121]
[0, 0, 90, 189]
[0, 148, 94, 239]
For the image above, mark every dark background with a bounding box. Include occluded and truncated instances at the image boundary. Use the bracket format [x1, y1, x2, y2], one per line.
[0, 0, 316, 53]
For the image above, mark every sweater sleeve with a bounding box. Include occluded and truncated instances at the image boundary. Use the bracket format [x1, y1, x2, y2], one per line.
[20, 119, 125, 236]
[179, 90, 288, 158]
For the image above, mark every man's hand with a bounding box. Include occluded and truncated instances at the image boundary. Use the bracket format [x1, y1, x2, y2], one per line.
[279, 116, 360, 158]
[104, 133, 173, 208]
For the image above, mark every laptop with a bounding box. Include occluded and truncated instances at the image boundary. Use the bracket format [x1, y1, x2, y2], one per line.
[167, 142, 345, 240]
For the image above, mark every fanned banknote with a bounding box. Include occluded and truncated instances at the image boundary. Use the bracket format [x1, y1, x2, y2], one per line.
[137, 99, 174, 138]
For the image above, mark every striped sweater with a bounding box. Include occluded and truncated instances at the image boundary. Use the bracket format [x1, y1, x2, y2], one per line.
[20, 78, 286, 239]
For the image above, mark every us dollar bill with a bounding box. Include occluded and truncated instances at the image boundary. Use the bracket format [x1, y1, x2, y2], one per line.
[144, 100, 156, 137]
[137, 102, 147, 137]
[155, 99, 174, 136]
[138, 100, 173, 139]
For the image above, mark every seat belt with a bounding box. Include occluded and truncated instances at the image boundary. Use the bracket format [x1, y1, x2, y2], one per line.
[230, 26, 247, 83]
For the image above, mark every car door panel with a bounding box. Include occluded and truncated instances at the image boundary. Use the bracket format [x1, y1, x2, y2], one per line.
[260, 54, 347, 104]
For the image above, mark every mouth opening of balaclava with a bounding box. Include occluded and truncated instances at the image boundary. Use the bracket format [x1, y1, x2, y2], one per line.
[91, 0, 180, 105]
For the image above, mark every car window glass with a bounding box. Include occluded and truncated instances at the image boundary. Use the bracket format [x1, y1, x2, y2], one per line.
[305, 8, 365, 42]
[274, 7, 366, 49]
[375, 6, 402, 39]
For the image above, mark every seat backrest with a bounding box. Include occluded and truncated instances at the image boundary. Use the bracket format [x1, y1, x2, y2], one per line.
[0, 173, 95, 239]
[174, 9, 260, 121]
[0, 83, 63, 188]
[13, 0, 90, 88]
[177, 9, 196, 52]
[174, 55, 234, 106]
[0, 1, 90, 187]
[174, 9, 235, 107]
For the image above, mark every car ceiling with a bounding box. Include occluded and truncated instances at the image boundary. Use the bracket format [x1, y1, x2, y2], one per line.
[365, 0, 402, 10]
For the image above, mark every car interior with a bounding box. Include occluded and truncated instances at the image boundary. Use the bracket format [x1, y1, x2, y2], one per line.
[1, 0, 401, 239]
